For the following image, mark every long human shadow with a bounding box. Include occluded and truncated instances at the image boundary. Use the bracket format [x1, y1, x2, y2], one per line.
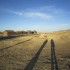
[24, 39, 48, 70]
[51, 39, 58, 70]
[0, 38, 33, 51]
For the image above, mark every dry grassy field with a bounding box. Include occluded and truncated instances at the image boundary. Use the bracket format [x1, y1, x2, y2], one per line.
[0, 30, 70, 70]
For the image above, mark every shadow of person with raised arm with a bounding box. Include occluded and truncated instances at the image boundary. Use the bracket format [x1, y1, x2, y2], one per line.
[51, 39, 58, 70]
[24, 39, 48, 70]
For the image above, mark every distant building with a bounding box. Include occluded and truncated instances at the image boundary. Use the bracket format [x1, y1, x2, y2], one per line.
[3, 30, 37, 37]
[27, 30, 37, 34]
[33, 30, 37, 34]
[3, 30, 16, 36]
[27, 30, 32, 34]
[16, 31, 27, 35]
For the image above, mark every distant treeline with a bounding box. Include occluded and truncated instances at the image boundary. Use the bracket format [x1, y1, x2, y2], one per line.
[0, 30, 37, 37]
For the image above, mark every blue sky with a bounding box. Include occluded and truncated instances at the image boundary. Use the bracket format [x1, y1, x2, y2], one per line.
[0, 0, 70, 32]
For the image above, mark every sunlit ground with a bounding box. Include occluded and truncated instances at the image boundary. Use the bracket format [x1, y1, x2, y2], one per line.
[0, 30, 70, 70]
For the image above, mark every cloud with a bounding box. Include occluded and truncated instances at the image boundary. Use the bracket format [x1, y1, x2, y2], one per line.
[2, 5, 62, 19]
[39, 5, 63, 14]
[5, 9, 23, 16]
[3, 8, 53, 19]
[24, 11, 52, 19]
[26, 5, 63, 14]
[9, 10, 23, 15]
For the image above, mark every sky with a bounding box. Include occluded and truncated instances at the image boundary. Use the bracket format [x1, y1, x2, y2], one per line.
[0, 0, 70, 32]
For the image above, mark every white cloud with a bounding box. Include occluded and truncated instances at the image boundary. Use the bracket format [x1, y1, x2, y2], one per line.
[2, 6, 58, 19]
[24, 12, 53, 19]
[39, 5, 63, 14]
[1, 8, 23, 16]
[26, 5, 63, 15]
[6, 9, 23, 16]
[10, 11, 23, 15]
[5, 9, 53, 19]
[1, 5, 64, 18]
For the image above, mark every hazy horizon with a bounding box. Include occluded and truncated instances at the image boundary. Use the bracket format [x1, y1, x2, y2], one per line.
[0, 0, 70, 32]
